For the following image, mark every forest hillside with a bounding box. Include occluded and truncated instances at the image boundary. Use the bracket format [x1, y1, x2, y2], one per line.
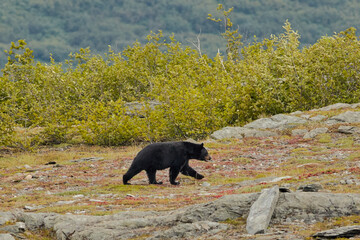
[0, 0, 360, 65]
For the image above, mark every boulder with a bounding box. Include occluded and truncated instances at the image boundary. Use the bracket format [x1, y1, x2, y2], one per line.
[297, 183, 323, 192]
[315, 103, 352, 111]
[149, 221, 228, 239]
[179, 193, 259, 223]
[272, 193, 360, 223]
[291, 129, 308, 136]
[244, 114, 307, 130]
[5, 192, 360, 239]
[352, 103, 360, 109]
[310, 115, 327, 121]
[0, 234, 15, 240]
[210, 127, 277, 140]
[312, 225, 360, 239]
[0, 212, 15, 226]
[0, 222, 26, 234]
[338, 125, 360, 134]
[303, 128, 328, 139]
[327, 111, 360, 124]
[13, 194, 259, 240]
[15, 212, 54, 231]
[246, 186, 280, 234]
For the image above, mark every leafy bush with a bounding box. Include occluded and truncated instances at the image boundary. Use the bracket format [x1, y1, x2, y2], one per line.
[1, 13, 360, 149]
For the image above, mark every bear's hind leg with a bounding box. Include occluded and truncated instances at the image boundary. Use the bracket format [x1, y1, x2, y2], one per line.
[169, 167, 181, 185]
[146, 169, 163, 185]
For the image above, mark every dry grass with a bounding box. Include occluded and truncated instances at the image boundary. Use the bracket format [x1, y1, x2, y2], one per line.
[1, 134, 359, 214]
[2, 112, 360, 239]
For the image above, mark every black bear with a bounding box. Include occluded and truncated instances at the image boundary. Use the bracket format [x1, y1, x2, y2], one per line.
[123, 141, 211, 185]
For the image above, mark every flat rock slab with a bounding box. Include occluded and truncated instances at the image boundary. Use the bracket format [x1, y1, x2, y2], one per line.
[0, 234, 15, 240]
[13, 193, 260, 240]
[327, 111, 360, 124]
[303, 128, 328, 139]
[312, 225, 360, 239]
[70, 157, 104, 163]
[0, 212, 16, 225]
[316, 103, 352, 111]
[210, 127, 277, 140]
[4, 192, 360, 239]
[338, 125, 360, 134]
[272, 193, 360, 224]
[246, 185, 280, 234]
[149, 221, 229, 239]
[244, 114, 307, 130]
[298, 183, 323, 192]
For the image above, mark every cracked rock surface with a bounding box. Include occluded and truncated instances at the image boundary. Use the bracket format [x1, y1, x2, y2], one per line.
[2, 192, 360, 239]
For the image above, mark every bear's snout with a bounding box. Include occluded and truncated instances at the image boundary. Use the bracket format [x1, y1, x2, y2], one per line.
[204, 155, 212, 161]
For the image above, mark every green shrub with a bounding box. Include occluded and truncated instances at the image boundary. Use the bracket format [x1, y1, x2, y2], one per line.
[1, 16, 360, 149]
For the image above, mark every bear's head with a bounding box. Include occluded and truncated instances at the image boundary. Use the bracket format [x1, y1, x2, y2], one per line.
[198, 143, 212, 161]
[185, 142, 212, 161]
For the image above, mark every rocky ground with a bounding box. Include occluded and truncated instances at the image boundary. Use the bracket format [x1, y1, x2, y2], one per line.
[1, 103, 360, 239]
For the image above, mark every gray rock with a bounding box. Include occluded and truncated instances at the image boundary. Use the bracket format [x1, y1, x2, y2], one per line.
[24, 205, 44, 211]
[246, 186, 280, 234]
[0, 222, 26, 234]
[0, 234, 15, 240]
[351, 103, 360, 109]
[291, 129, 308, 136]
[269, 176, 292, 183]
[340, 179, 359, 185]
[15, 212, 49, 231]
[272, 193, 360, 223]
[149, 221, 228, 239]
[201, 182, 211, 187]
[316, 103, 352, 111]
[0, 212, 15, 226]
[243, 129, 278, 138]
[312, 225, 360, 239]
[303, 127, 328, 139]
[54, 200, 76, 205]
[338, 125, 360, 134]
[180, 193, 259, 223]
[236, 177, 288, 187]
[300, 114, 311, 119]
[244, 114, 307, 130]
[327, 111, 360, 124]
[210, 127, 244, 139]
[291, 110, 303, 115]
[298, 183, 323, 192]
[6, 192, 360, 239]
[310, 115, 327, 121]
[210, 127, 277, 140]
[70, 157, 104, 163]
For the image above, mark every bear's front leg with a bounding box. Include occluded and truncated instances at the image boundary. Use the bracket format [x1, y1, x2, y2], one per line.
[146, 169, 163, 185]
[169, 167, 181, 185]
[181, 164, 204, 179]
[123, 167, 143, 185]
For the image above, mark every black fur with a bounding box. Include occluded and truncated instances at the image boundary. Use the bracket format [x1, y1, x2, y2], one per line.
[123, 141, 211, 185]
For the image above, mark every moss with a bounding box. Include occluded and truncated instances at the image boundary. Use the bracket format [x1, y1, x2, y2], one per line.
[221, 217, 246, 226]
[318, 133, 332, 144]
[23, 229, 55, 240]
[336, 137, 354, 148]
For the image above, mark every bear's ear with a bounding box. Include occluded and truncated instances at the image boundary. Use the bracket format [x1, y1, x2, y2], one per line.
[200, 143, 204, 147]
